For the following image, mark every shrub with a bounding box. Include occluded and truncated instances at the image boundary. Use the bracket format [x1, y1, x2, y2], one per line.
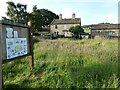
[33, 36, 40, 45]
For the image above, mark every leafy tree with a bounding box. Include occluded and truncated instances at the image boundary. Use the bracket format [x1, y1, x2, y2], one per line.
[69, 25, 84, 38]
[6, 1, 17, 22]
[16, 3, 29, 24]
[40, 9, 58, 26]
[30, 6, 58, 34]
[6, 1, 29, 24]
[30, 5, 44, 34]
[6, 2, 58, 34]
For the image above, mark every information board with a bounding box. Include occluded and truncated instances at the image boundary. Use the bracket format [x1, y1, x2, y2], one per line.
[0, 20, 34, 89]
[6, 38, 27, 59]
[0, 22, 33, 63]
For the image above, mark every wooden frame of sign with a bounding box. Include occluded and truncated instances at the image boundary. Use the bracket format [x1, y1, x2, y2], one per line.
[0, 20, 34, 89]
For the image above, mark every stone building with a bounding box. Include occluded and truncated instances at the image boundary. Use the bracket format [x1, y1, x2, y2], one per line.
[50, 13, 81, 37]
[91, 23, 119, 38]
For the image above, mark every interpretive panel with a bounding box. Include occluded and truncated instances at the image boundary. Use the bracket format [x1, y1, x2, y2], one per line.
[6, 38, 27, 59]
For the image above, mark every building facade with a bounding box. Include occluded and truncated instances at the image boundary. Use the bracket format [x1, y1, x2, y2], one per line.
[91, 23, 119, 38]
[50, 13, 81, 37]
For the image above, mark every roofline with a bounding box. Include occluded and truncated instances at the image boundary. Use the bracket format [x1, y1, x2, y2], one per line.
[50, 19, 56, 25]
[91, 24, 120, 30]
[50, 18, 81, 25]
[51, 23, 81, 25]
[91, 27, 120, 30]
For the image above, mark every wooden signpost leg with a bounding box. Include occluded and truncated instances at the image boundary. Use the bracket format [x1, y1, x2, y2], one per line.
[28, 55, 34, 69]
[0, 25, 3, 89]
[0, 57, 2, 90]
[28, 22, 34, 69]
[0, 59, 2, 90]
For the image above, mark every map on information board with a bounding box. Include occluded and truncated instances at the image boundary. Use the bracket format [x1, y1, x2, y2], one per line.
[6, 38, 27, 59]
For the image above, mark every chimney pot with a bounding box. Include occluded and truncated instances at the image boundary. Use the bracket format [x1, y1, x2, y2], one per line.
[72, 13, 75, 19]
[59, 14, 62, 20]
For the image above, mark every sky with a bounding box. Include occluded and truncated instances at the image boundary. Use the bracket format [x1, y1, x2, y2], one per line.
[0, 0, 119, 25]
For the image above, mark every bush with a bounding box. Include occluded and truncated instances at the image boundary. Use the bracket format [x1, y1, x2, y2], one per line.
[32, 36, 40, 45]
[58, 35, 64, 38]
[69, 25, 84, 38]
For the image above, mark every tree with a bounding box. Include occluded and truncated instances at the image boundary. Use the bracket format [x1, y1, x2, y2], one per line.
[40, 9, 58, 26]
[30, 5, 44, 34]
[6, 1, 17, 22]
[16, 3, 29, 24]
[30, 6, 58, 34]
[6, 1, 29, 24]
[69, 25, 84, 38]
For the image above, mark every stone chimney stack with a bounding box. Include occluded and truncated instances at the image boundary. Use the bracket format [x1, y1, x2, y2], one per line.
[59, 14, 62, 20]
[72, 13, 75, 19]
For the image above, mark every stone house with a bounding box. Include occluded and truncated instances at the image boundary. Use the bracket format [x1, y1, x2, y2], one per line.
[91, 23, 120, 38]
[50, 13, 81, 37]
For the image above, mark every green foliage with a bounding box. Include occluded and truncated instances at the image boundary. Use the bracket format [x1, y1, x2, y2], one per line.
[58, 35, 64, 38]
[3, 38, 119, 88]
[69, 25, 84, 38]
[6, 2, 57, 34]
[32, 37, 40, 45]
[30, 6, 44, 34]
[40, 9, 58, 26]
[6, 1, 16, 22]
[6, 1, 29, 24]
[30, 6, 58, 34]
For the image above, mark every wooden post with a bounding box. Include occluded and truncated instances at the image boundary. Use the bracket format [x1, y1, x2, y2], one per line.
[118, 1, 120, 80]
[0, 24, 3, 89]
[28, 22, 34, 69]
[28, 55, 34, 69]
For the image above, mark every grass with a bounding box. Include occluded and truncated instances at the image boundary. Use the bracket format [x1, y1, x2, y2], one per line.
[3, 37, 119, 88]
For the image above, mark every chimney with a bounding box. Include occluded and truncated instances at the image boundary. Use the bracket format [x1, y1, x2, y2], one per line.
[59, 14, 62, 20]
[72, 13, 75, 19]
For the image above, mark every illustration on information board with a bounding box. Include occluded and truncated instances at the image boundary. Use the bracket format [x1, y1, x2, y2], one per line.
[6, 38, 27, 59]
[6, 28, 14, 38]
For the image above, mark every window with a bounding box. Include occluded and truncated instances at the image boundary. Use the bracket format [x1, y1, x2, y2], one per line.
[55, 25, 58, 29]
[64, 25, 67, 29]
[108, 31, 115, 36]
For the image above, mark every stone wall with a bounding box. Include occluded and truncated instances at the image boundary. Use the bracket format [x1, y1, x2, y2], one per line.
[50, 24, 80, 36]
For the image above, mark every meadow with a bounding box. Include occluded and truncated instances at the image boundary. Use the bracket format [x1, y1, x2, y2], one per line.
[3, 37, 119, 88]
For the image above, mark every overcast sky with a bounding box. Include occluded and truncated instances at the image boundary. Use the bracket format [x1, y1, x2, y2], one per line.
[0, 0, 119, 25]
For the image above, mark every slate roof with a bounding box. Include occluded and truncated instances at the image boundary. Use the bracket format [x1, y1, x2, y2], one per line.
[91, 24, 120, 30]
[50, 18, 81, 25]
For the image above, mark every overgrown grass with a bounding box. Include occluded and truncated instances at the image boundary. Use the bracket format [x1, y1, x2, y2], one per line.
[3, 37, 119, 88]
